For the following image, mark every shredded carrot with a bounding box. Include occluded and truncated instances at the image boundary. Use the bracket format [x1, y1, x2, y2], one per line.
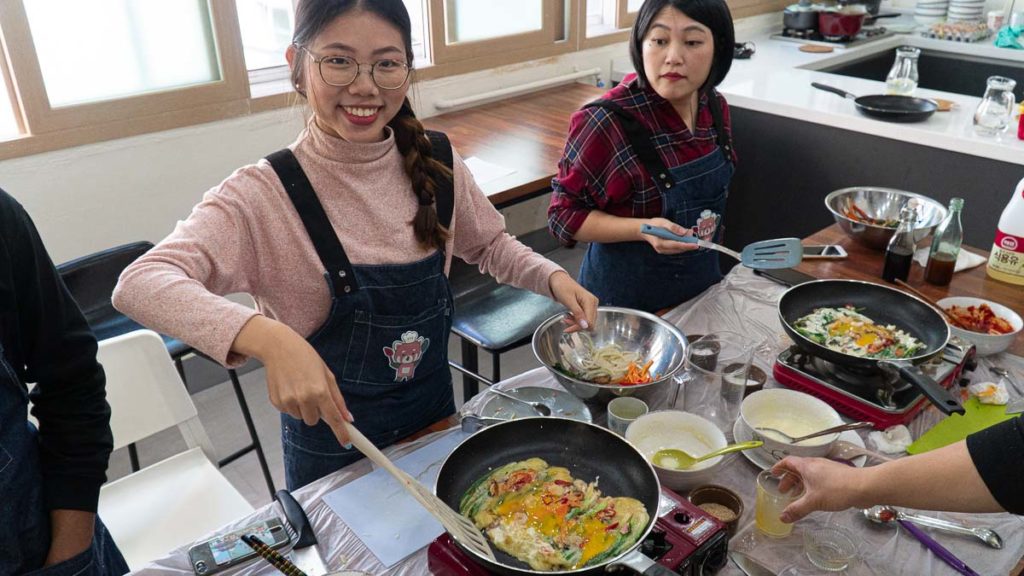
[619, 359, 655, 385]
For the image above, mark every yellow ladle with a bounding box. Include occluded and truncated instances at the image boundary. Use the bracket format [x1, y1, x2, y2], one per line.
[653, 440, 764, 470]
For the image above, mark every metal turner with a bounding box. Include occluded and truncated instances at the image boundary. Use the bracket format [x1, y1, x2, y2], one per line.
[640, 224, 803, 270]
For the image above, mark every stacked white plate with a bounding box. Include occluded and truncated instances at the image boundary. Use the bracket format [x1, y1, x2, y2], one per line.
[914, 0, 949, 24]
[946, 0, 985, 21]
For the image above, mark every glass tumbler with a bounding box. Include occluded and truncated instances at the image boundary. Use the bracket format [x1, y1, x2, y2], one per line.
[680, 331, 755, 431]
[974, 76, 1017, 135]
[885, 46, 920, 96]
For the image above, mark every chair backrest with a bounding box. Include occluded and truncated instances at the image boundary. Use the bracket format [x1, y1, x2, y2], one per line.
[97, 330, 216, 463]
[58, 241, 153, 323]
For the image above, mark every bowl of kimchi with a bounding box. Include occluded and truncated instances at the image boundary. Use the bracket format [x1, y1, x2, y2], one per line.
[938, 296, 1022, 356]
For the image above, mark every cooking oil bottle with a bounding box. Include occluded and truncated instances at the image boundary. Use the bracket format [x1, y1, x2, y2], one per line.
[986, 175, 1024, 285]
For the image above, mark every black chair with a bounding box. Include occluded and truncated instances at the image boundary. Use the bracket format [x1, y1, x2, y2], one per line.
[447, 257, 566, 402]
[58, 242, 275, 496]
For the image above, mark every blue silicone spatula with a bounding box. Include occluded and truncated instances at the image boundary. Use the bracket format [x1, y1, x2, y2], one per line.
[640, 224, 803, 270]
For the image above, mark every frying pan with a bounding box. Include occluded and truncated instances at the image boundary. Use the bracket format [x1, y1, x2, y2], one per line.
[812, 82, 938, 122]
[778, 279, 964, 415]
[435, 417, 674, 576]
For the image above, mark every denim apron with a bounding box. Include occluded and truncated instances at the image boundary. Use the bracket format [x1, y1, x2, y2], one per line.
[578, 94, 735, 312]
[0, 343, 128, 576]
[266, 138, 456, 490]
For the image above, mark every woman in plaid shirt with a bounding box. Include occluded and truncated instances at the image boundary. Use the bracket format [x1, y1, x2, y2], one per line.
[548, 0, 737, 312]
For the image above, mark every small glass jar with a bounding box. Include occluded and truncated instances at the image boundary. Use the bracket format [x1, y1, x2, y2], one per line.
[974, 76, 1017, 136]
[885, 46, 920, 96]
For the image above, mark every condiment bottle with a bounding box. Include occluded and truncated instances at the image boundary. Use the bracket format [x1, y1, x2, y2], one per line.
[924, 198, 964, 286]
[883, 205, 917, 283]
[986, 176, 1024, 286]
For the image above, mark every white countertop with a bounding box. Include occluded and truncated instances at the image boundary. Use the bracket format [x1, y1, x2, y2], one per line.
[618, 13, 1024, 165]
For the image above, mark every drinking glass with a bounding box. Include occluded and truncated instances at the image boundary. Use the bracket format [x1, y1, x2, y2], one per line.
[974, 76, 1017, 135]
[680, 332, 755, 431]
[755, 469, 805, 538]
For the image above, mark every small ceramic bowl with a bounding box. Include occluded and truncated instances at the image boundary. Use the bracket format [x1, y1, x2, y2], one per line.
[740, 389, 843, 459]
[689, 484, 744, 537]
[625, 410, 727, 491]
[937, 296, 1022, 357]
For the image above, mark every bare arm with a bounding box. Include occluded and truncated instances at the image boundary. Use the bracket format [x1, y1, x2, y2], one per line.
[573, 212, 698, 255]
[773, 440, 1001, 523]
[44, 510, 94, 566]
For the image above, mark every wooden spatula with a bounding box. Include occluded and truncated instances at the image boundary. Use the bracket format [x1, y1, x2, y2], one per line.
[641, 224, 803, 269]
[341, 421, 495, 561]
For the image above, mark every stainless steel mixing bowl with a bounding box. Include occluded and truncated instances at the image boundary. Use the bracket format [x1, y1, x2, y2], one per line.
[824, 187, 947, 251]
[532, 307, 688, 405]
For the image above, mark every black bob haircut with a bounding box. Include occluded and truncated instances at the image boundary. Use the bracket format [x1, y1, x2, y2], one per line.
[628, 0, 735, 94]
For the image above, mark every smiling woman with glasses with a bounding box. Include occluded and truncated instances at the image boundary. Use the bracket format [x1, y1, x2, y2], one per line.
[113, 0, 598, 492]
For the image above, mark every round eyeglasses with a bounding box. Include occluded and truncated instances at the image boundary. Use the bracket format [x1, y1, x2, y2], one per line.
[300, 46, 410, 90]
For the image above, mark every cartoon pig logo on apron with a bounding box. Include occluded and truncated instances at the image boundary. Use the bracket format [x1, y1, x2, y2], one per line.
[383, 330, 430, 382]
[691, 209, 720, 241]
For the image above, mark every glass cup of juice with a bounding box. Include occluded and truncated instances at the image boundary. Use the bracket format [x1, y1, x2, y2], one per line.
[755, 469, 804, 537]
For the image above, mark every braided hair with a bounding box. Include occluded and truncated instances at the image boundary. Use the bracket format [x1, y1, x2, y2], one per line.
[290, 0, 451, 249]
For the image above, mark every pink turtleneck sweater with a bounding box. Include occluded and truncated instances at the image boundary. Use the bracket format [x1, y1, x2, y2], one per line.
[113, 122, 563, 367]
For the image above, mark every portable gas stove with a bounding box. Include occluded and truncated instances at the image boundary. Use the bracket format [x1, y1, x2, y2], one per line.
[773, 336, 977, 429]
[427, 488, 729, 575]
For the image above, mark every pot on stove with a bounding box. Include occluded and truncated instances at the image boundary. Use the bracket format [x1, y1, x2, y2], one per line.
[818, 6, 867, 40]
[784, 2, 820, 31]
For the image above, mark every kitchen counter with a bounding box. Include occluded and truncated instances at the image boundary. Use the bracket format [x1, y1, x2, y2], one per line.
[722, 14, 1024, 165]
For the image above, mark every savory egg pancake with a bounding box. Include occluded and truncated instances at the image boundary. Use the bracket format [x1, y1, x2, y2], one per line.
[793, 306, 924, 359]
[459, 458, 649, 571]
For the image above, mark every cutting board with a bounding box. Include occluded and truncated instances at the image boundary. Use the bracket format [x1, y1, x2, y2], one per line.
[322, 430, 470, 568]
[907, 397, 1016, 454]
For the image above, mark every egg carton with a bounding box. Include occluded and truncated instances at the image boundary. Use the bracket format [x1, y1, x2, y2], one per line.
[920, 20, 992, 41]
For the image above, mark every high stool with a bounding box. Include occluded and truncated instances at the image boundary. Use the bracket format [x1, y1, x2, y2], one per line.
[448, 258, 566, 402]
[58, 242, 276, 496]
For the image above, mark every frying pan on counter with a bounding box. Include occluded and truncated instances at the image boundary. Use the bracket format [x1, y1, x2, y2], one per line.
[778, 279, 964, 415]
[435, 417, 678, 576]
[812, 82, 938, 123]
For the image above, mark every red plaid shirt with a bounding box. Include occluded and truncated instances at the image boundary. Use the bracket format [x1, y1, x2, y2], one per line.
[548, 75, 734, 246]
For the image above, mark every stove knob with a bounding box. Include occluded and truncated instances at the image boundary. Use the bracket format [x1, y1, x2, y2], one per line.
[641, 530, 667, 557]
[673, 512, 691, 525]
[963, 357, 978, 373]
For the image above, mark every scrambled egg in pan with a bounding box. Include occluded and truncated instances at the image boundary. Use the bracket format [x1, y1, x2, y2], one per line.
[459, 458, 649, 571]
[793, 306, 925, 359]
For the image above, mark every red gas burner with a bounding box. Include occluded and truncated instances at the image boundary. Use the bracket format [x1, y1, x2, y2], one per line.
[773, 337, 976, 429]
[427, 488, 729, 575]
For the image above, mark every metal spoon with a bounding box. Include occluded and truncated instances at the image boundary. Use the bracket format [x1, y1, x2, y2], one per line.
[460, 414, 509, 433]
[652, 440, 763, 470]
[489, 388, 552, 416]
[864, 505, 1003, 549]
[755, 421, 874, 444]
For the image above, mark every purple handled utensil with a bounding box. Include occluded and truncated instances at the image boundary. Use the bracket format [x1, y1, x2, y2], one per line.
[898, 519, 981, 576]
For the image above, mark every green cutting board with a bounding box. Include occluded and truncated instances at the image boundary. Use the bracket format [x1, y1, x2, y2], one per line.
[907, 397, 1017, 454]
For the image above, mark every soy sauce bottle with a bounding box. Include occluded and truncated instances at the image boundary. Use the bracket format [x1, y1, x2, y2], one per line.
[882, 206, 917, 283]
[925, 198, 964, 286]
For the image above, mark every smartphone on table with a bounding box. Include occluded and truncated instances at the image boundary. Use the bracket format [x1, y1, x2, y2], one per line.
[802, 244, 848, 259]
[188, 517, 290, 575]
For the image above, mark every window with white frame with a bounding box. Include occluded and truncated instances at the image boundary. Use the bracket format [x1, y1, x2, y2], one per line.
[445, 0, 544, 43]
[23, 0, 221, 107]
[236, 0, 295, 71]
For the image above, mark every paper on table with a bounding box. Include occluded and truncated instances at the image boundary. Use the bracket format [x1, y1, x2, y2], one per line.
[464, 156, 516, 186]
[912, 247, 988, 273]
[322, 430, 470, 568]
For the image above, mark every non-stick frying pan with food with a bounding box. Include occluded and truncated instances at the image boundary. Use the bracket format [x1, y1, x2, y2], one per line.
[812, 82, 938, 122]
[435, 417, 679, 576]
[778, 279, 964, 415]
